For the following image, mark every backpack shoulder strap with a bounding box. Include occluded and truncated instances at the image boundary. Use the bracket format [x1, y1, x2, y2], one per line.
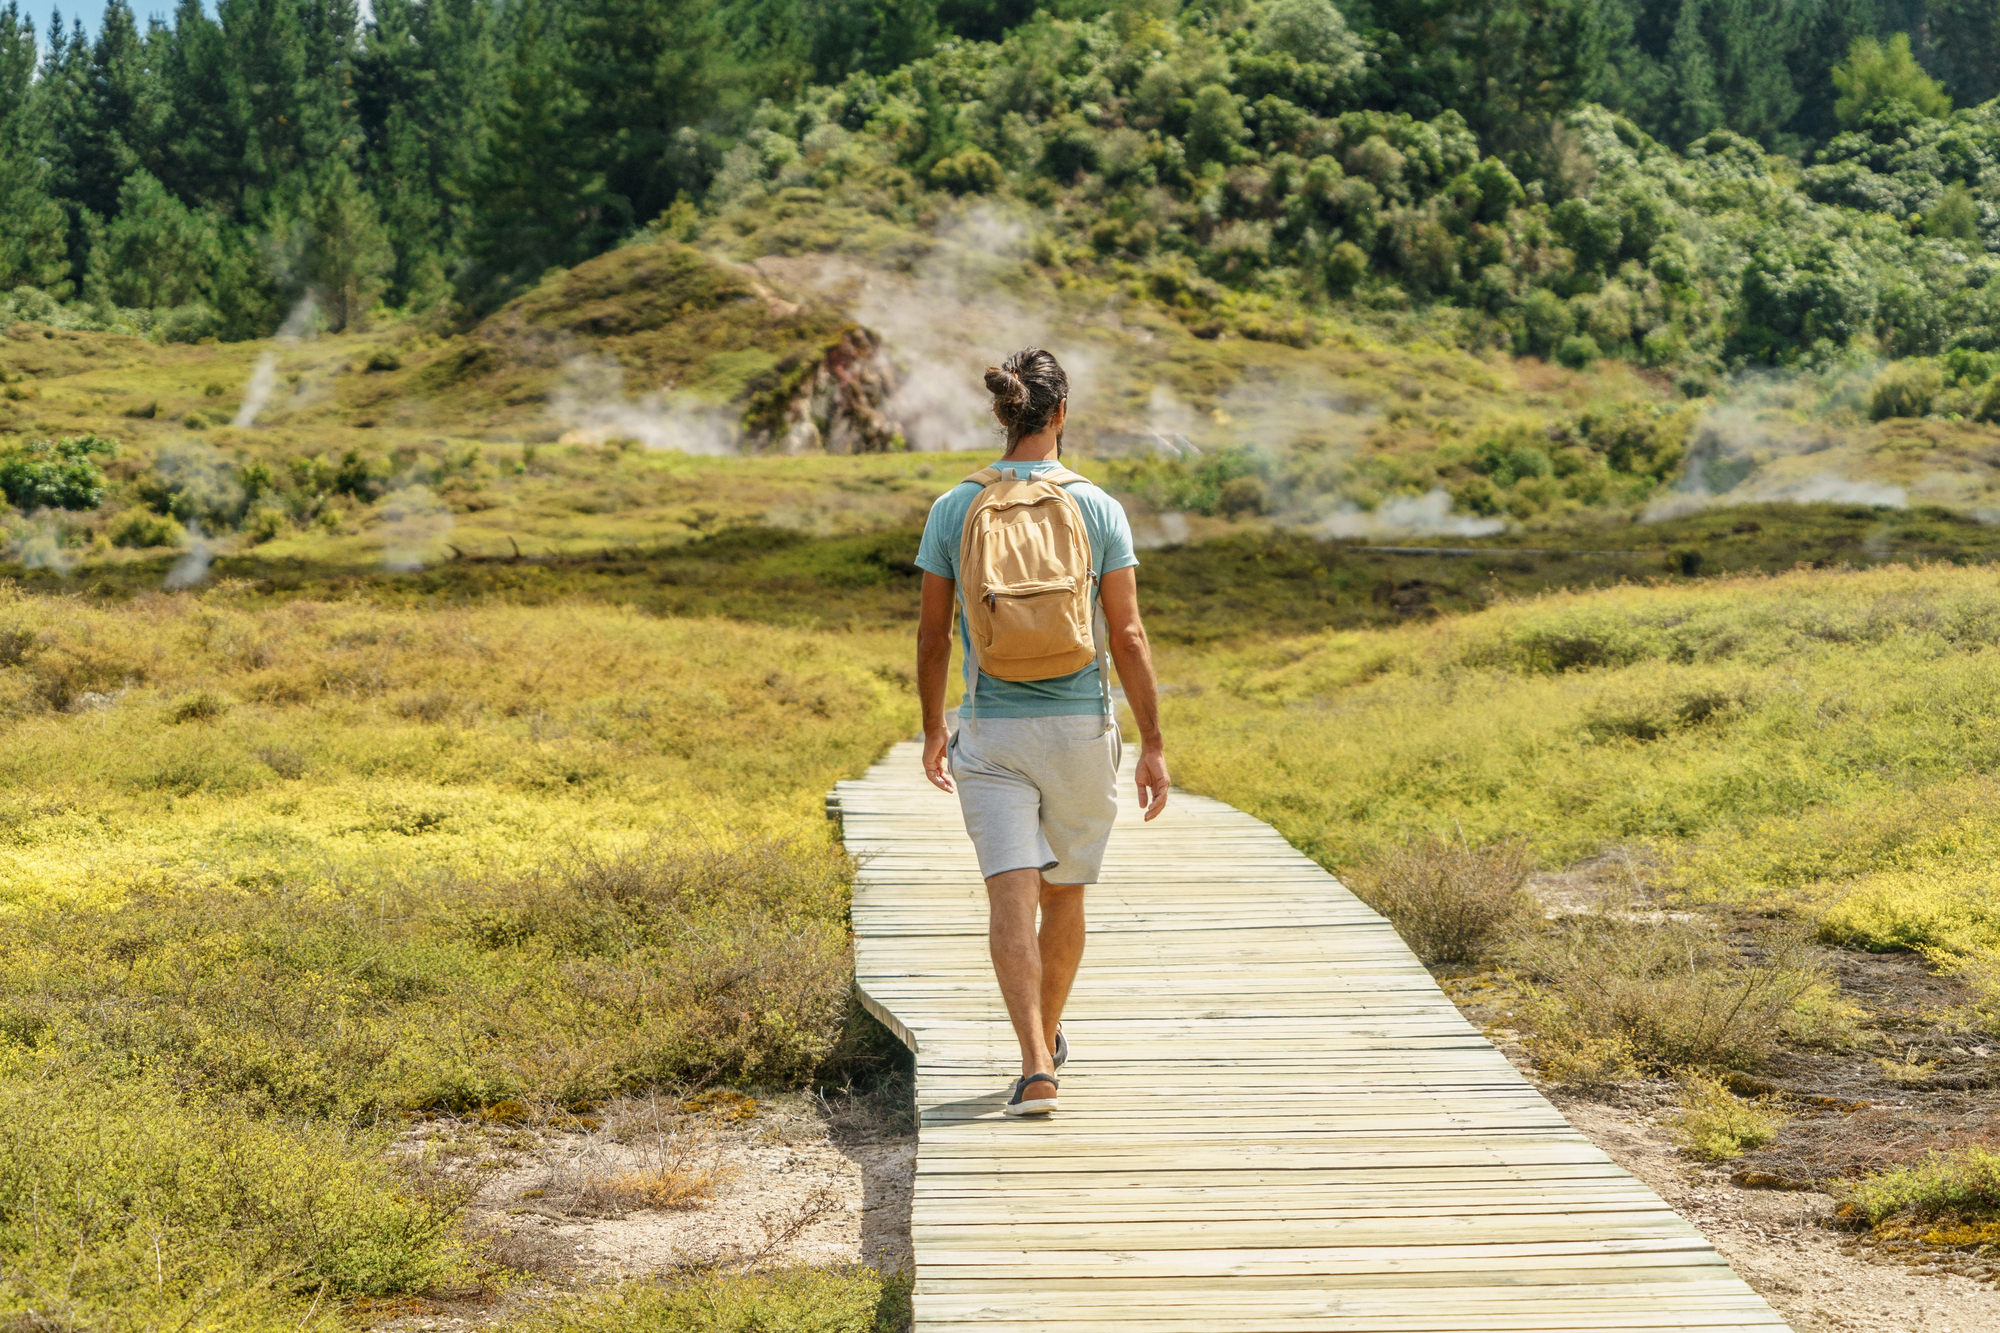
[1039, 465, 1088, 487]
[961, 467, 1003, 487]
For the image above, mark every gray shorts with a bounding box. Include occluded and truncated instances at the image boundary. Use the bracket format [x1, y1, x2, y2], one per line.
[949, 715, 1122, 884]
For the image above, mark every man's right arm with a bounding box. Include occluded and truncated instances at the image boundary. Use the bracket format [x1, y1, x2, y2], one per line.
[917, 571, 957, 793]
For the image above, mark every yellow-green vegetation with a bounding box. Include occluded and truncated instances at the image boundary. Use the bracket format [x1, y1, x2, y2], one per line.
[501, 1266, 911, 1332]
[1663, 1070, 1790, 1162]
[1161, 561, 2000, 1075]
[0, 587, 918, 1324]
[1843, 1149, 2000, 1259]
[1506, 917, 1852, 1075]
[1159, 562, 2000, 893]
[1341, 834, 1530, 966]
[0, 1072, 472, 1328]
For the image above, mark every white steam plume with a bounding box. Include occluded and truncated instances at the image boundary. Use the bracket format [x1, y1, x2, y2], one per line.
[748, 204, 1101, 453]
[1646, 387, 1909, 519]
[11, 513, 76, 574]
[550, 355, 736, 454]
[233, 295, 318, 428]
[380, 485, 453, 571]
[1319, 489, 1507, 539]
[164, 523, 212, 589]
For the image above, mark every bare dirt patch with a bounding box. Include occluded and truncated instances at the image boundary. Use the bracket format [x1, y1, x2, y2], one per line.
[1435, 858, 2000, 1332]
[1553, 1092, 2000, 1333]
[369, 1081, 915, 1330]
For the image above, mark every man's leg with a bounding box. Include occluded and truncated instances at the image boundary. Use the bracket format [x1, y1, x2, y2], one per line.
[1038, 877, 1086, 1055]
[986, 867, 1056, 1078]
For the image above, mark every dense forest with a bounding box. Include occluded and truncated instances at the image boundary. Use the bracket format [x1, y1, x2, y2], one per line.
[2, 0, 1999, 374]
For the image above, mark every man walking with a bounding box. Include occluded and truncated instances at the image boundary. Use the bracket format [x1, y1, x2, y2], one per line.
[915, 347, 1170, 1117]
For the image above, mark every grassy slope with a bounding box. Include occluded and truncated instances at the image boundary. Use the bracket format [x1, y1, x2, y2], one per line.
[12, 220, 2000, 585]
[1157, 563, 2000, 956]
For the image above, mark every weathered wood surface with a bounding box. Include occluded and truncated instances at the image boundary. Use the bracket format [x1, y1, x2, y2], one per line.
[832, 739, 1790, 1332]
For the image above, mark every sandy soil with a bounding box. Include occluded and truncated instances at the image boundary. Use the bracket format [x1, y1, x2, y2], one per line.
[371, 1088, 914, 1329]
[1553, 1092, 2000, 1333]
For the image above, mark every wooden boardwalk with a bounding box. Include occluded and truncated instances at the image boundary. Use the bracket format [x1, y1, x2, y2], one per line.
[832, 739, 1790, 1333]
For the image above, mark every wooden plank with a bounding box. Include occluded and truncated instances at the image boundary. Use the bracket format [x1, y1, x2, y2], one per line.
[837, 740, 1792, 1333]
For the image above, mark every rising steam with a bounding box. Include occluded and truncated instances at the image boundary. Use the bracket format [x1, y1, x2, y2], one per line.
[380, 485, 453, 571]
[233, 295, 318, 428]
[1319, 490, 1508, 539]
[164, 523, 212, 589]
[550, 355, 737, 454]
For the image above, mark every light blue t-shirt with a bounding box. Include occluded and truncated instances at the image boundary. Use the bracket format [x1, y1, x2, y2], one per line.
[916, 459, 1139, 718]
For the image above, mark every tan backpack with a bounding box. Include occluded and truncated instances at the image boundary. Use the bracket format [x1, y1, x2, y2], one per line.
[956, 465, 1101, 683]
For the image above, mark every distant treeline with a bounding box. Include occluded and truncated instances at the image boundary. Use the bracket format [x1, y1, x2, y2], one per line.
[0, 0, 1995, 363]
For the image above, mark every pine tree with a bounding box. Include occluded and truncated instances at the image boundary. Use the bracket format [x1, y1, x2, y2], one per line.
[92, 167, 220, 307]
[1831, 31, 1952, 126]
[285, 157, 392, 328]
[357, 0, 497, 310]
[1922, 0, 2000, 106]
[61, 0, 169, 222]
[1706, 0, 1805, 147]
[569, 0, 797, 228]
[457, 0, 608, 306]
[1667, 0, 1724, 146]
[0, 4, 71, 294]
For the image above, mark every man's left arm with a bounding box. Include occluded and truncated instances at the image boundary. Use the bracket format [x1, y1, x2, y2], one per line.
[1099, 566, 1169, 820]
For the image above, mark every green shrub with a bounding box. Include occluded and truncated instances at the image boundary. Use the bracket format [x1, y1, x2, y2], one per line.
[1218, 475, 1268, 518]
[0, 434, 118, 511]
[1345, 835, 1531, 965]
[168, 689, 231, 722]
[928, 149, 1004, 196]
[1870, 361, 1944, 420]
[503, 1266, 911, 1332]
[243, 504, 289, 544]
[1843, 1148, 2000, 1227]
[1324, 240, 1367, 294]
[108, 507, 187, 548]
[0, 1072, 470, 1321]
[1506, 917, 1848, 1071]
[1555, 333, 1600, 370]
[0, 834, 858, 1118]
[1662, 1069, 1787, 1160]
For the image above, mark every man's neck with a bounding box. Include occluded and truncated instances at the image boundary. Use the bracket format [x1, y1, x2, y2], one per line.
[1002, 432, 1061, 463]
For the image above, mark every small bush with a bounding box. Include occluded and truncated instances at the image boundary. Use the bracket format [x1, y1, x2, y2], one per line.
[1325, 241, 1368, 295]
[1843, 1148, 2000, 1227]
[1506, 917, 1849, 1072]
[243, 504, 289, 544]
[365, 350, 403, 373]
[928, 148, 1004, 196]
[1662, 1068, 1787, 1161]
[168, 689, 231, 723]
[1819, 867, 2000, 954]
[1871, 361, 1944, 420]
[1218, 475, 1268, 518]
[1345, 834, 1531, 965]
[0, 433, 118, 510]
[502, 1266, 911, 1333]
[1555, 333, 1600, 370]
[0, 1072, 471, 1320]
[109, 507, 188, 548]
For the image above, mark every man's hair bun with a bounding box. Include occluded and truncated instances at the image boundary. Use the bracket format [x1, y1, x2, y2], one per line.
[983, 348, 1069, 444]
[984, 366, 1029, 422]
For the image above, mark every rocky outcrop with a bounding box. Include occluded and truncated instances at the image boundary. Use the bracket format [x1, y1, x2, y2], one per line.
[769, 327, 902, 455]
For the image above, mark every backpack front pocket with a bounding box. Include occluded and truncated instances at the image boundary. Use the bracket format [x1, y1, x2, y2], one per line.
[981, 581, 1087, 665]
